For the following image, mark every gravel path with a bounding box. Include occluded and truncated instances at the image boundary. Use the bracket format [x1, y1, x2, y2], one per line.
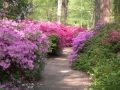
[35, 47, 92, 90]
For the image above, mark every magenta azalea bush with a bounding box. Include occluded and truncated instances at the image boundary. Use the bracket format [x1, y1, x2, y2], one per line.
[21, 20, 86, 48]
[38, 22, 86, 47]
[0, 19, 48, 89]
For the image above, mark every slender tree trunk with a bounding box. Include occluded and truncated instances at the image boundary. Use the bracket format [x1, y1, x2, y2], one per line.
[95, 0, 100, 26]
[63, 0, 68, 25]
[57, 0, 62, 24]
[47, 11, 53, 22]
[49, 5, 55, 22]
[80, 0, 82, 27]
[90, 0, 94, 27]
[47, 3, 56, 22]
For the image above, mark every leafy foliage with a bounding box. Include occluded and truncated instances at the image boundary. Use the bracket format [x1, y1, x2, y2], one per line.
[67, 0, 92, 26]
[27, 0, 94, 27]
[48, 34, 60, 55]
[27, 0, 57, 21]
[113, 0, 120, 19]
[70, 22, 120, 89]
[0, 0, 32, 20]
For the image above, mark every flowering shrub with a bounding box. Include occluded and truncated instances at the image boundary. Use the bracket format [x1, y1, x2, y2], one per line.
[0, 19, 48, 89]
[69, 30, 96, 65]
[69, 20, 103, 65]
[71, 22, 120, 90]
[39, 22, 86, 47]
[21, 20, 86, 48]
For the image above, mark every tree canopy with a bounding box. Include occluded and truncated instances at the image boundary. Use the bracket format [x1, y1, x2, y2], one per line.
[0, 0, 32, 20]
[0, 0, 120, 27]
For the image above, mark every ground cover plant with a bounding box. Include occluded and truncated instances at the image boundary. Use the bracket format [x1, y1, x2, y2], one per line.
[70, 21, 120, 90]
[0, 19, 48, 89]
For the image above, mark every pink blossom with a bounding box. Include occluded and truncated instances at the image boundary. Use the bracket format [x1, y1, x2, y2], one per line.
[101, 39, 106, 44]
[110, 30, 117, 35]
[22, 19, 86, 47]
[117, 52, 120, 55]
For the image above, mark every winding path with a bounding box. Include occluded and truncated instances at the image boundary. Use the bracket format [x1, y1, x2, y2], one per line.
[34, 47, 92, 90]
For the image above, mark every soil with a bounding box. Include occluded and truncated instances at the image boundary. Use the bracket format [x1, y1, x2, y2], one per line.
[22, 47, 92, 90]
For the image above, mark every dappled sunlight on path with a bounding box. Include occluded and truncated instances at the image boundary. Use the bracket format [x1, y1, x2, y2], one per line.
[33, 47, 92, 90]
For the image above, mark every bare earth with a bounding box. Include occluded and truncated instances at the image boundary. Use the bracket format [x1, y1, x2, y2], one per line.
[33, 47, 92, 90]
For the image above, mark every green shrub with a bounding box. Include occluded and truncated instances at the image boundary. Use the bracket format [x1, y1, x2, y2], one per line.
[48, 34, 62, 55]
[72, 23, 120, 90]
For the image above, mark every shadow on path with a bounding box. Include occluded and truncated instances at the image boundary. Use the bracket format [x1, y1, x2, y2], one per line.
[34, 47, 92, 90]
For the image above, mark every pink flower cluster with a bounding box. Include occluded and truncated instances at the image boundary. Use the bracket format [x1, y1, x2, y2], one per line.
[21, 19, 86, 48]
[117, 52, 120, 55]
[0, 19, 48, 89]
[101, 30, 120, 55]
[101, 30, 119, 44]
[108, 30, 118, 41]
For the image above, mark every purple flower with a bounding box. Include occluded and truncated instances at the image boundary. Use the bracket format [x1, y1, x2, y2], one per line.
[69, 31, 88, 65]
[69, 30, 97, 66]
[87, 30, 96, 37]
[0, 19, 49, 88]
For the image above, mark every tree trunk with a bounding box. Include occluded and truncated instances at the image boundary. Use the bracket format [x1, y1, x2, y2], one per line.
[90, 0, 95, 27]
[95, 0, 100, 26]
[57, 0, 62, 24]
[100, 0, 110, 24]
[63, 0, 68, 25]
[80, 0, 82, 27]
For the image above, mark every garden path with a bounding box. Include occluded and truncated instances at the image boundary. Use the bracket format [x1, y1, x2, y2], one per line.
[34, 47, 92, 90]
[22, 47, 92, 90]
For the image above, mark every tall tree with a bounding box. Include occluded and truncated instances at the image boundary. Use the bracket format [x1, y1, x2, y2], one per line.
[57, 0, 62, 24]
[62, 0, 69, 24]
[94, 0, 110, 25]
[100, 0, 110, 24]
[89, 0, 95, 27]
[95, 0, 100, 25]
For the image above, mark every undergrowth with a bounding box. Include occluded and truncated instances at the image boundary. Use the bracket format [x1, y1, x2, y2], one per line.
[71, 22, 120, 90]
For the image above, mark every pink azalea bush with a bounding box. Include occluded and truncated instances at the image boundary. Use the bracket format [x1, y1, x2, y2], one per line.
[21, 20, 86, 48]
[0, 19, 48, 89]
[38, 22, 86, 47]
[100, 29, 120, 53]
